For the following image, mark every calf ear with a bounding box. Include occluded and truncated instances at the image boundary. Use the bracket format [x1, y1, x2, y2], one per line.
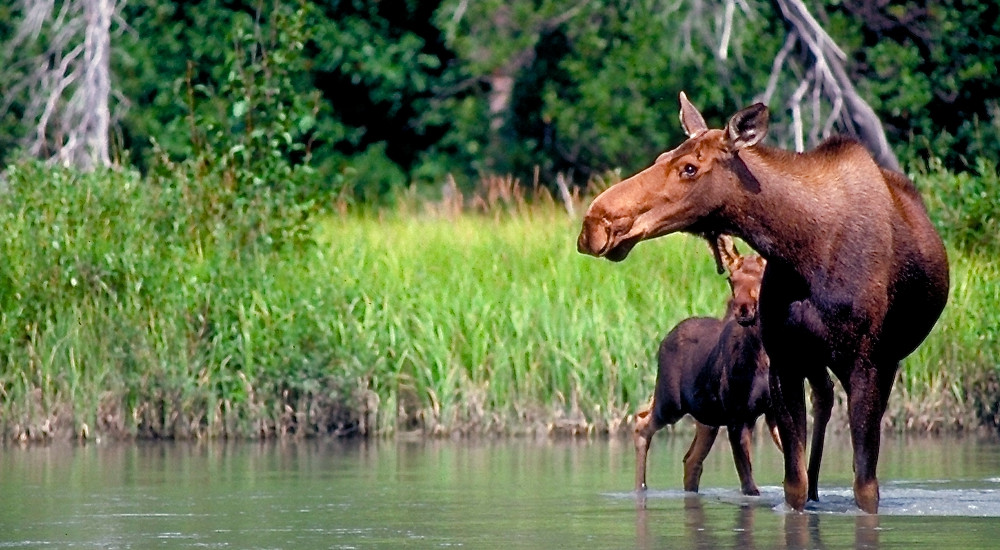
[707, 234, 726, 275]
[726, 102, 769, 150]
[716, 235, 741, 273]
[679, 91, 708, 137]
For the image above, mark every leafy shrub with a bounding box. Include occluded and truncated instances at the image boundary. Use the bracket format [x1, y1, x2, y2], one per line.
[913, 157, 1000, 255]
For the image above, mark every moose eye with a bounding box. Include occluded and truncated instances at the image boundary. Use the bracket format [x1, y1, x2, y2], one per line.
[681, 163, 698, 178]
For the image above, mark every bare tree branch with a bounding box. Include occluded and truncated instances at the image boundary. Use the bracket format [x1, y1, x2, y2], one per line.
[4, 0, 120, 170]
[718, 0, 736, 60]
[762, 31, 798, 105]
[770, 0, 901, 171]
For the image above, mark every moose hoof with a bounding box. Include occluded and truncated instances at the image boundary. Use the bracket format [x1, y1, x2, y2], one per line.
[783, 481, 808, 511]
[854, 480, 880, 514]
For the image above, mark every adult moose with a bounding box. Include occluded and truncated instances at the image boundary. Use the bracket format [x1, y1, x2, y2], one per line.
[578, 93, 949, 513]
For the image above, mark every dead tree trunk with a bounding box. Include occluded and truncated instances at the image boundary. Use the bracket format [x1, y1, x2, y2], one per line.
[3, 0, 118, 171]
[764, 0, 901, 171]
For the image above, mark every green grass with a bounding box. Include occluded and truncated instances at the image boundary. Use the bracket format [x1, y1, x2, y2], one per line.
[315, 212, 727, 435]
[0, 162, 997, 440]
[315, 211, 1000, 436]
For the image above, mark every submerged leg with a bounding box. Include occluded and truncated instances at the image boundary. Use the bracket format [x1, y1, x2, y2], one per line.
[728, 422, 760, 495]
[807, 369, 834, 501]
[770, 367, 809, 510]
[683, 422, 720, 492]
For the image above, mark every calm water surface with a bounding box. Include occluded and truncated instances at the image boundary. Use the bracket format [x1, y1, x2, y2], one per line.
[2, 432, 1000, 548]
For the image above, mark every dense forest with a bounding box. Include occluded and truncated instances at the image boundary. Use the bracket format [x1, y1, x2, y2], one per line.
[2, 0, 999, 188]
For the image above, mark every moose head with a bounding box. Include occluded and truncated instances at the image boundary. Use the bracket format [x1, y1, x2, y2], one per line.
[716, 235, 765, 327]
[577, 92, 768, 262]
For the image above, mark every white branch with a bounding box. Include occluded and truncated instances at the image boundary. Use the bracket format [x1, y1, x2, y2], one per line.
[8, 0, 121, 170]
[772, 0, 900, 171]
[718, 0, 735, 61]
[790, 72, 811, 153]
[761, 31, 798, 105]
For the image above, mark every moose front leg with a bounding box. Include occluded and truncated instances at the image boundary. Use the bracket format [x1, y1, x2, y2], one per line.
[770, 366, 809, 511]
[728, 422, 760, 496]
[634, 408, 663, 492]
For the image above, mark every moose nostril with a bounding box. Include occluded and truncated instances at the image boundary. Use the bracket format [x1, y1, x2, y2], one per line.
[577, 218, 613, 256]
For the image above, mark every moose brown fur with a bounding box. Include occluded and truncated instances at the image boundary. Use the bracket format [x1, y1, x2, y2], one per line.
[579, 93, 949, 513]
[635, 237, 833, 499]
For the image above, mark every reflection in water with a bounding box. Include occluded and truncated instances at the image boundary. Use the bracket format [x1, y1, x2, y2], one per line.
[635, 492, 883, 550]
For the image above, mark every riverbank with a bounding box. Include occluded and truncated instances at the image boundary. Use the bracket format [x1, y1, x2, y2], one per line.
[0, 165, 997, 442]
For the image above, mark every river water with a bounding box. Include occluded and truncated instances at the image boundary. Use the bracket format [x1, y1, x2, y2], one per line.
[2, 432, 1000, 548]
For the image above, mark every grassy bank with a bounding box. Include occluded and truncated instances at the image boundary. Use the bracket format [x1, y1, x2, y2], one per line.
[0, 164, 998, 441]
[316, 211, 1000, 436]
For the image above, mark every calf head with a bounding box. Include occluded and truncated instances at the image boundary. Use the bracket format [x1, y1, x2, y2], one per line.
[717, 236, 765, 327]
[577, 92, 768, 261]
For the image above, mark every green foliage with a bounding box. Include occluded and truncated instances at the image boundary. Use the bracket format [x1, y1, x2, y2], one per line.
[519, 0, 785, 179]
[146, 1, 336, 203]
[5, 0, 998, 192]
[836, 1, 1000, 169]
[914, 157, 1000, 255]
[0, 157, 356, 440]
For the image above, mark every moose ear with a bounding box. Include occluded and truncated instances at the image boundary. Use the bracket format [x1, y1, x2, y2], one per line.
[713, 234, 741, 274]
[726, 103, 769, 150]
[707, 234, 726, 274]
[679, 91, 708, 137]
[720, 235, 741, 270]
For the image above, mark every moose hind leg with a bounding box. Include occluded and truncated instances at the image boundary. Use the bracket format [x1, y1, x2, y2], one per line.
[807, 369, 834, 501]
[634, 408, 665, 491]
[847, 360, 895, 514]
[729, 422, 760, 495]
[683, 422, 720, 492]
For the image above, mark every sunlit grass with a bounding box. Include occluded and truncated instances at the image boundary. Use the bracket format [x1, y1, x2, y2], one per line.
[316, 210, 999, 435]
[315, 211, 728, 434]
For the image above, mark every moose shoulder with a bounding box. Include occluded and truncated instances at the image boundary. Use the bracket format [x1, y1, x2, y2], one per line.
[578, 93, 949, 513]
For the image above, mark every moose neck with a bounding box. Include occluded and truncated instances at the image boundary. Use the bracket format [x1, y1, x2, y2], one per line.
[720, 142, 890, 277]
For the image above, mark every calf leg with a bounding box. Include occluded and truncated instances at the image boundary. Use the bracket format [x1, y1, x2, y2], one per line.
[728, 422, 760, 495]
[807, 369, 834, 501]
[683, 422, 719, 492]
[770, 366, 809, 510]
[634, 408, 663, 491]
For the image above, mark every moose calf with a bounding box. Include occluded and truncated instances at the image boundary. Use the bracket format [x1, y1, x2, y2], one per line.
[634, 237, 832, 498]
